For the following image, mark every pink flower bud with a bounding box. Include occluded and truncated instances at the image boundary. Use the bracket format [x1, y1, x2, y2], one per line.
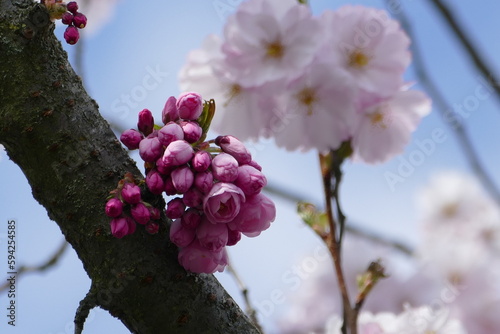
[121, 183, 141, 204]
[211, 153, 238, 182]
[228, 193, 275, 237]
[171, 166, 194, 194]
[162, 96, 179, 124]
[247, 160, 262, 171]
[234, 165, 267, 196]
[61, 12, 73, 25]
[178, 240, 228, 274]
[146, 169, 164, 195]
[66, 1, 78, 14]
[105, 198, 123, 218]
[110, 216, 136, 238]
[181, 209, 201, 229]
[215, 135, 252, 165]
[163, 140, 194, 166]
[194, 170, 213, 194]
[131, 202, 151, 225]
[73, 12, 87, 29]
[156, 156, 175, 175]
[180, 121, 202, 143]
[145, 221, 159, 234]
[183, 187, 203, 208]
[166, 198, 185, 219]
[137, 109, 154, 136]
[120, 129, 143, 150]
[196, 217, 228, 252]
[170, 218, 195, 247]
[139, 136, 163, 163]
[164, 176, 177, 195]
[64, 26, 79, 45]
[176, 92, 203, 120]
[149, 207, 160, 220]
[192, 150, 212, 172]
[203, 182, 245, 224]
[227, 229, 241, 246]
[158, 122, 184, 147]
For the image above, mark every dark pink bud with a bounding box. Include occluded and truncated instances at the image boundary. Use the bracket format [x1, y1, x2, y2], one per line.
[120, 129, 143, 150]
[149, 207, 161, 220]
[139, 136, 163, 162]
[228, 193, 275, 237]
[162, 96, 179, 124]
[234, 165, 267, 196]
[211, 153, 238, 182]
[137, 109, 154, 136]
[61, 12, 73, 25]
[163, 140, 194, 166]
[158, 122, 184, 147]
[180, 121, 202, 143]
[145, 221, 159, 234]
[66, 1, 78, 14]
[166, 198, 186, 219]
[171, 166, 194, 194]
[73, 12, 87, 29]
[170, 218, 195, 247]
[227, 229, 241, 246]
[110, 216, 136, 238]
[196, 217, 228, 252]
[156, 156, 175, 175]
[203, 183, 245, 224]
[215, 135, 252, 165]
[247, 160, 262, 171]
[194, 170, 213, 194]
[183, 187, 203, 208]
[181, 209, 201, 229]
[178, 239, 228, 273]
[176, 92, 203, 120]
[146, 169, 165, 195]
[192, 151, 212, 172]
[64, 26, 79, 45]
[121, 183, 141, 204]
[164, 176, 177, 196]
[131, 202, 151, 225]
[105, 198, 123, 218]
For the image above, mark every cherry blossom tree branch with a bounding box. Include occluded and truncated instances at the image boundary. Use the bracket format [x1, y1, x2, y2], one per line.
[427, 0, 500, 103]
[0, 2, 260, 332]
[389, 1, 500, 205]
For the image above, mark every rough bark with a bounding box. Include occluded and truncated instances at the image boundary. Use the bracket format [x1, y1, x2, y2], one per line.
[0, 1, 260, 333]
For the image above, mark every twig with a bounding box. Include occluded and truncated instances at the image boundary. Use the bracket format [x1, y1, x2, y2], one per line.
[264, 182, 414, 255]
[0, 240, 68, 293]
[74, 289, 97, 334]
[331, 151, 347, 245]
[388, 1, 500, 206]
[226, 261, 264, 333]
[427, 0, 500, 103]
[319, 152, 355, 334]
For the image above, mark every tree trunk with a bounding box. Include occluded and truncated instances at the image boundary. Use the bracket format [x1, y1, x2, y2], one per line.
[0, 1, 260, 333]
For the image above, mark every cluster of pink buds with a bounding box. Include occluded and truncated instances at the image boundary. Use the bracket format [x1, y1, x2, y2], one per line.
[116, 92, 276, 274]
[105, 173, 160, 237]
[42, 0, 87, 45]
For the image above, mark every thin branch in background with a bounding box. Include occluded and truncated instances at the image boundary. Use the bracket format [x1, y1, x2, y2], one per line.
[388, 1, 500, 206]
[0, 240, 68, 293]
[264, 182, 414, 256]
[427, 0, 500, 103]
[226, 260, 264, 333]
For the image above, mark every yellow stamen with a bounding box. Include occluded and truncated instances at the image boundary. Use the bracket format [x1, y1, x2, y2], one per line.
[369, 111, 387, 129]
[296, 88, 316, 115]
[224, 84, 242, 107]
[348, 50, 370, 68]
[266, 41, 285, 59]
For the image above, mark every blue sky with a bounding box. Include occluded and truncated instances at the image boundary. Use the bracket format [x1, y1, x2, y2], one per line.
[1, 0, 500, 333]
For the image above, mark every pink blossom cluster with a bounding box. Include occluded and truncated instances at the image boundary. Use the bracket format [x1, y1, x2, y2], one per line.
[114, 92, 276, 274]
[104, 172, 161, 237]
[43, 1, 87, 45]
[179, 1, 432, 163]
